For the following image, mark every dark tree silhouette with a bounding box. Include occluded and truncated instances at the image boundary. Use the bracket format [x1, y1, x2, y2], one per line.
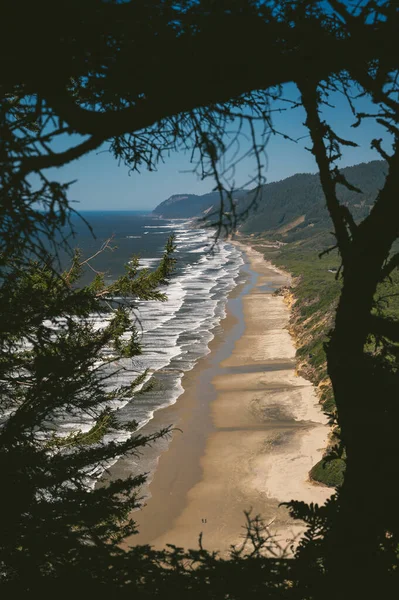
[298, 78, 399, 596]
[0, 238, 180, 592]
[1, 0, 399, 597]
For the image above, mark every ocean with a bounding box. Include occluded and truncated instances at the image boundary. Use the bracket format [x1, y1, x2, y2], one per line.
[58, 211, 244, 480]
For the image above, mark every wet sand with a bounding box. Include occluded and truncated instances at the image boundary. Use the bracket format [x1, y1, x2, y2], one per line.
[122, 244, 332, 554]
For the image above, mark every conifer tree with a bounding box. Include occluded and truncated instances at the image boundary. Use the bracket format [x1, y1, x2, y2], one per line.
[0, 234, 178, 590]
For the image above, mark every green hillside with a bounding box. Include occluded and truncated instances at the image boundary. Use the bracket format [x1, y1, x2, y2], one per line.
[152, 160, 387, 234]
[239, 160, 387, 239]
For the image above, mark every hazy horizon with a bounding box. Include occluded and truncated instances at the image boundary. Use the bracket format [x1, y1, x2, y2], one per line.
[71, 156, 385, 212]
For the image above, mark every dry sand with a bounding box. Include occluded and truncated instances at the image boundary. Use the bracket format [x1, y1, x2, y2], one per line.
[123, 243, 333, 555]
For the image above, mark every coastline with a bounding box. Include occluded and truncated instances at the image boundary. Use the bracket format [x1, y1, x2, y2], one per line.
[122, 243, 332, 554]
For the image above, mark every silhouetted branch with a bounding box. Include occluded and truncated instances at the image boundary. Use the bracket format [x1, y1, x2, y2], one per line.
[333, 168, 362, 193]
[339, 205, 358, 237]
[369, 314, 399, 342]
[36, 18, 399, 139]
[371, 138, 391, 162]
[319, 243, 339, 258]
[19, 135, 103, 175]
[299, 82, 351, 261]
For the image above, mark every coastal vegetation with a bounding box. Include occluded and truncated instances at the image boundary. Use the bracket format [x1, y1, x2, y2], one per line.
[1, 0, 399, 597]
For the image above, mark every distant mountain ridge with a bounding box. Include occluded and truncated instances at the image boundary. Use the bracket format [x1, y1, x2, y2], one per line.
[240, 160, 387, 241]
[152, 189, 250, 219]
[152, 160, 387, 240]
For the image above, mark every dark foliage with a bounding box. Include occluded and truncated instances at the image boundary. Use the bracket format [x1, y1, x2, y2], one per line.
[1, 0, 399, 598]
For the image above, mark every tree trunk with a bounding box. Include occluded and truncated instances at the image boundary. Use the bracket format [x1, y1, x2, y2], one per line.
[324, 249, 399, 596]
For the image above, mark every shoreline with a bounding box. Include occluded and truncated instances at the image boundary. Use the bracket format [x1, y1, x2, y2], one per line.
[120, 243, 332, 554]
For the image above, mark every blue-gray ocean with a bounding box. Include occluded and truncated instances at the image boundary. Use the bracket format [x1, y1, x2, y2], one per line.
[58, 211, 244, 481]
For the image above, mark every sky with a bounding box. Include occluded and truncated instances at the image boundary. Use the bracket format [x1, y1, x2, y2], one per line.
[46, 82, 390, 211]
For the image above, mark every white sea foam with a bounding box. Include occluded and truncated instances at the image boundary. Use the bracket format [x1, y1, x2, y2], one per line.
[48, 218, 244, 485]
[135, 257, 163, 270]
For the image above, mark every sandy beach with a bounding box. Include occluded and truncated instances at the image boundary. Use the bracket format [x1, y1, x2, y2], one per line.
[121, 243, 332, 554]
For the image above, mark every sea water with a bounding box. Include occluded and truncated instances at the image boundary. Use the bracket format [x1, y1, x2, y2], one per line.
[54, 211, 244, 480]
